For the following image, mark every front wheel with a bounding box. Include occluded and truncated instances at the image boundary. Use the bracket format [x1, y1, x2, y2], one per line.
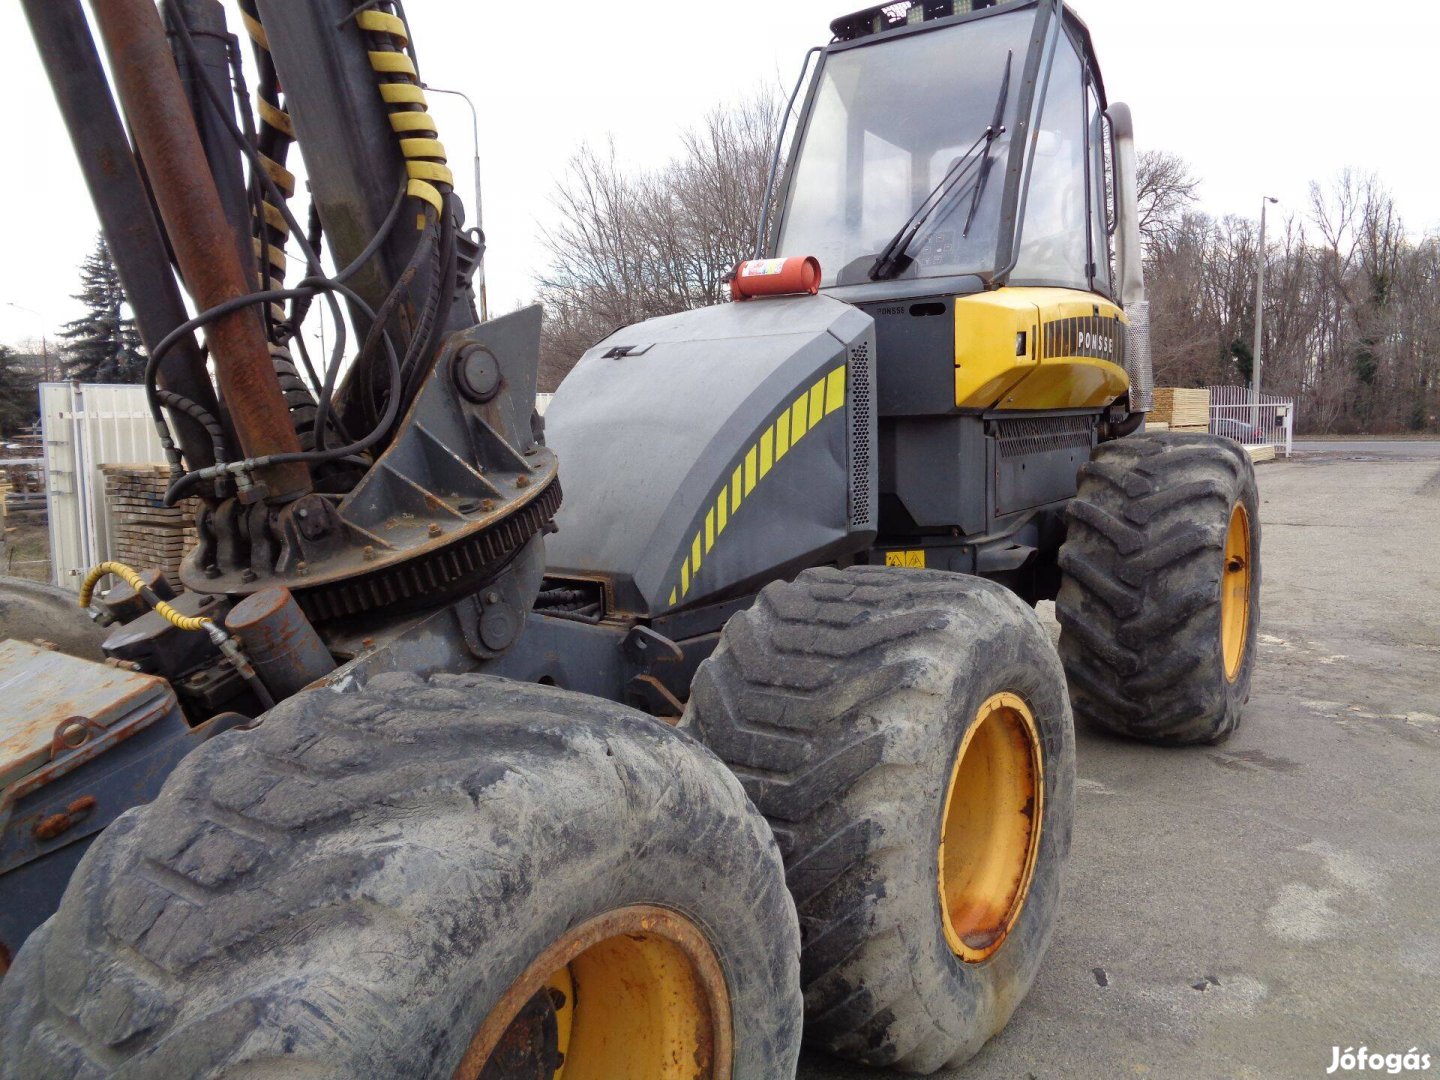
[0, 673, 802, 1079]
[1057, 431, 1261, 744]
[687, 566, 1075, 1074]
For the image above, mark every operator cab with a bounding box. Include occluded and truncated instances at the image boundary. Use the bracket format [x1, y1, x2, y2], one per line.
[774, 0, 1114, 304]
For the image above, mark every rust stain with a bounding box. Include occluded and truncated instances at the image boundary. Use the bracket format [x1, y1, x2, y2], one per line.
[32, 813, 72, 841]
[32, 797, 96, 841]
[0, 640, 173, 793]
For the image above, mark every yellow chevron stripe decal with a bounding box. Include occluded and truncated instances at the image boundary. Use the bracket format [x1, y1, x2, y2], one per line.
[826, 367, 845, 414]
[790, 395, 809, 444]
[672, 364, 847, 602]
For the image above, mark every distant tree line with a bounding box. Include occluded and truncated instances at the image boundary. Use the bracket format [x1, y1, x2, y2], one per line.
[0, 346, 39, 437]
[1140, 155, 1439, 433]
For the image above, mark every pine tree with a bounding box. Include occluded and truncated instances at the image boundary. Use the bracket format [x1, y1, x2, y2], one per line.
[0, 346, 40, 436]
[59, 235, 146, 383]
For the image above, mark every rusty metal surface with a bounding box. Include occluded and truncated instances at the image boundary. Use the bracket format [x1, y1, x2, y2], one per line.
[0, 640, 174, 790]
[89, 0, 309, 498]
[0, 656, 193, 962]
[31, 796, 98, 843]
[183, 308, 560, 620]
[224, 586, 335, 699]
[474, 989, 561, 1080]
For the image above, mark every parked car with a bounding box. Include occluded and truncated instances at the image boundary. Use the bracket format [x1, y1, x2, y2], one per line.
[1214, 418, 1259, 443]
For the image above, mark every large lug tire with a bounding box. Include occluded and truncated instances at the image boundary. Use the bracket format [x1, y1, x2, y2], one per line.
[1056, 431, 1261, 744]
[0, 673, 802, 1079]
[685, 566, 1076, 1074]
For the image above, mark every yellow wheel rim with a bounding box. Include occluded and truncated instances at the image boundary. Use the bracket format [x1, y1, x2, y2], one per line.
[456, 905, 731, 1080]
[937, 692, 1044, 963]
[1221, 503, 1252, 682]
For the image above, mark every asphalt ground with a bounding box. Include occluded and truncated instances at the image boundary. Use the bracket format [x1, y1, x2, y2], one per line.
[801, 440, 1440, 1080]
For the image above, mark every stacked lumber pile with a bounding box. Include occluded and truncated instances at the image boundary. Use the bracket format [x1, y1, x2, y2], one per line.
[1244, 443, 1277, 463]
[1150, 388, 1211, 432]
[101, 464, 199, 579]
[1, 457, 45, 513]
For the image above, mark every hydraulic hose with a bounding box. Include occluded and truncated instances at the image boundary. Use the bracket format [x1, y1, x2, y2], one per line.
[78, 561, 276, 711]
[80, 561, 208, 631]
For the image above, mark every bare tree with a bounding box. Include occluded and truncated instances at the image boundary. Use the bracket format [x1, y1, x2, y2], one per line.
[1142, 163, 1437, 434]
[534, 96, 780, 390]
[1135, 149, 1200, 249]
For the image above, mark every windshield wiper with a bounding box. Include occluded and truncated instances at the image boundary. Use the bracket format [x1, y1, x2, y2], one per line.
[962, 51, 1012, 238]
[868, 51, 1013, 282]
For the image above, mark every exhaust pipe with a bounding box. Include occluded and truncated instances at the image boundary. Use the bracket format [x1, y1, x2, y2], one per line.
[1106, 103, 1153, 415]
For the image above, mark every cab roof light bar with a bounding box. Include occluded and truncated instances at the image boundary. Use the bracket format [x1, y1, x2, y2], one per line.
[830, 0, 1009, 42]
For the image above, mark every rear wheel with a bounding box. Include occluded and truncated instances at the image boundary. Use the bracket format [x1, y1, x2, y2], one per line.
[0, 672, 801, 1079]
[1056, 431, 1261, 744]
[686, 566, 1075, 1074]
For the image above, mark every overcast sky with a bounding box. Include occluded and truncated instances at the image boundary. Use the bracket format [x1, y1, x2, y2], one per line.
[3, 0, 1437, 348]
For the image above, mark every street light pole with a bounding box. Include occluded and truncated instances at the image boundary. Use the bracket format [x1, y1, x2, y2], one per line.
[1250, 196, 1278, 430]
[420, 82, 488, 322]
[5, 301, 51, 381]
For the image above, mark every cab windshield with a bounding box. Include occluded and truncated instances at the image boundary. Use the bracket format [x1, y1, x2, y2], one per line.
[776, 9, 1036, 288]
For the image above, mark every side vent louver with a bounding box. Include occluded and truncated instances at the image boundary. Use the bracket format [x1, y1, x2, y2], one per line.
[848, 342, 873, 528]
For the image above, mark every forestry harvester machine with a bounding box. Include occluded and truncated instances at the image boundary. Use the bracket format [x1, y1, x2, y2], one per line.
[0, 0, 1260, 1076]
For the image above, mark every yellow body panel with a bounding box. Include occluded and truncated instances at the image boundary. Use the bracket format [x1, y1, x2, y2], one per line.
[954, 287, 1130, 410]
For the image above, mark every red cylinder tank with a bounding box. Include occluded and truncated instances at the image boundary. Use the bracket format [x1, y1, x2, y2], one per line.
[730, 256, 822, 301]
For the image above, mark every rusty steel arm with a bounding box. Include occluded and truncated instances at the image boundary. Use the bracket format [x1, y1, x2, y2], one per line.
[89, 0, 310, 501]
[20, 0, 220, 471]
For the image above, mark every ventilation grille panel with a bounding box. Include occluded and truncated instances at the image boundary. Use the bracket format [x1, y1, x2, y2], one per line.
[848, 342, 873, 527]
[993, 414, 1096, 459]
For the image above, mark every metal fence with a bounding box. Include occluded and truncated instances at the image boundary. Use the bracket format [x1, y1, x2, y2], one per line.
[1206, 385, 1295, 457]
[40, 382, 167, 590]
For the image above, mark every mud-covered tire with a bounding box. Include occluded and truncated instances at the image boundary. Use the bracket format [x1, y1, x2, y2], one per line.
[0, 673, 801, 1079]
[685, 566, 1075, 1074]
[1056, 431, 1261, 744]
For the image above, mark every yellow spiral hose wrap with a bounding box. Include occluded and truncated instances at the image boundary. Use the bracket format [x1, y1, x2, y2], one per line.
[356, 8, 453, 223]
[77, 562, 213, 633]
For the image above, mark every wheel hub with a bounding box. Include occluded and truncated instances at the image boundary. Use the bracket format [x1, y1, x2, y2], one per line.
[457, 904, 731, 1080]
[937, 692, 1044, 963]
[1221, 503, 1252, 681]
